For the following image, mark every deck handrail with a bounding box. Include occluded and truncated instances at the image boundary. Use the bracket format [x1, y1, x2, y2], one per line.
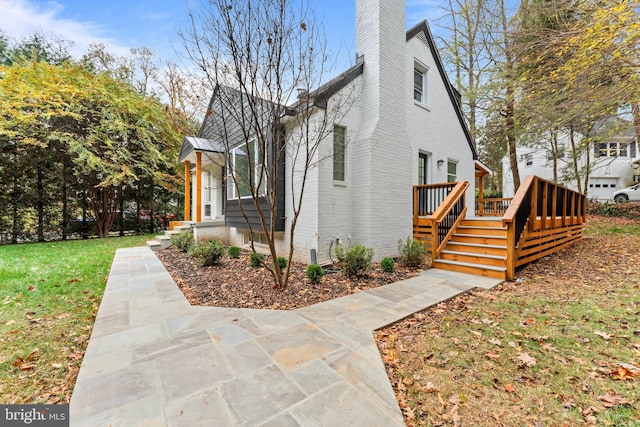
[475, 197, 513, 216]
[413, 183, 458, 217]
[430, 181, 469, 257]
[502, 175, 586, 279]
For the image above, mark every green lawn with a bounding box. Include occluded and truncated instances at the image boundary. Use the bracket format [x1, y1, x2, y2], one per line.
[0, 235, 152, 404]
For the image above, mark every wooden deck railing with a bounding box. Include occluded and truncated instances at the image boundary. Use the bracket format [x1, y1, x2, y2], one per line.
[502, 175, 586, 280]
[413, 181, 469, 258]
[475, 198, 512, 216]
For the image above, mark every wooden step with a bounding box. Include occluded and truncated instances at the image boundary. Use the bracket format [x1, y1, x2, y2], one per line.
[445, 242, 507, 256]
[460, 218, 505, 228]
[451, 233, 507, 246]
[439, 250, 506, 267]
[432, 259, 506, 279]
[455, 226, 507, 236]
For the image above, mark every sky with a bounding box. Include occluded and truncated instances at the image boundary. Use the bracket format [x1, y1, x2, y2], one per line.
[0, 0, 448, 69]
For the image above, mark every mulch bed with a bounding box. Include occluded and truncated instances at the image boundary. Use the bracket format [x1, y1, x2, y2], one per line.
[156, 247, 422, 310]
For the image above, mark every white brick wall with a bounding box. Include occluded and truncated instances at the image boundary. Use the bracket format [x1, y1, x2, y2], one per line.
[220, 0, 477, 265]
[406, 35, 476, 209]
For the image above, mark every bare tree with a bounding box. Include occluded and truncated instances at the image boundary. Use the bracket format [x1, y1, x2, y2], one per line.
[179, 0, 358, 289]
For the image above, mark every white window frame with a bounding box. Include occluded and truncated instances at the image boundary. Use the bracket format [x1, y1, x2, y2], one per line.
[525, 153, 533, 167]
[413, 60, 429, 107]
[333, 125, 346, 183]
[446, 159, 457, 183]
[227, 138, 266, 200]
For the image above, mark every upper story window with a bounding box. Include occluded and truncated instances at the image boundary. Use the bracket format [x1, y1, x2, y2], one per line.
[413, 61, 429, 106]
[333, 125, 346, 182]
[547, 148, 565, 160]
[227, 138, 266, 199]
[595, 140, 637, 158]
[525, 153, 533, 167]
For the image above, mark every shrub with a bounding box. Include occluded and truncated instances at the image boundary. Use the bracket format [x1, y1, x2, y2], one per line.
[228, 246, 241, 259]
[189, 240, 225, 266]
[398, 237, 428, 268]
[276, 256, 287, 270]
[171, 230, 194, 252]
[249, 252, 265, 267]
[381, 257, 395, 273]
[342, 244, 374, 277]
[333, 243, 346, 264]
[306, 264, 324, 284]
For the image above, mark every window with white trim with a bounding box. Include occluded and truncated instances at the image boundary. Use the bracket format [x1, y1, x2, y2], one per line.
[333, 125, 346, 182]
[447, 160, 457, 183]
[227, 139, 266, 199]
[413, 61, 429, 105]
[595, 141, 637, 158]
[525, 153, 533, 167]
[418, 153, 429, 184]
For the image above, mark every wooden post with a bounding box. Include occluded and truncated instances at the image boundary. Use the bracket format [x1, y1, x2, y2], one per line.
[196, 151, 202, 223]
[479, 176, 484, 216]
[529, 177, 538, 231]
[506, 222, 516, 280]
[541, 181, 548, 230]
[550, 184, 557, 228]
[184, 160, 191, 221]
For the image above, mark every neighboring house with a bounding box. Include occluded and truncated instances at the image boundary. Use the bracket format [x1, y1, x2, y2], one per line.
[502, 121, 640, 201]
[177, 0, 478, 264]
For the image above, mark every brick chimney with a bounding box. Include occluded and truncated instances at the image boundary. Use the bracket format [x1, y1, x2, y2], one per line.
[350, 0, 412, 259]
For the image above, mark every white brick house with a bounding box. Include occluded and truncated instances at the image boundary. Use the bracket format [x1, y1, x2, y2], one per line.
[178, 0, 477, 264]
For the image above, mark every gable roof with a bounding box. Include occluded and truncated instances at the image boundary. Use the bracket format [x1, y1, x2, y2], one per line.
[285, 57, 364, 115]
[178, 136, 224, 162]
[407, 21, 478, 160]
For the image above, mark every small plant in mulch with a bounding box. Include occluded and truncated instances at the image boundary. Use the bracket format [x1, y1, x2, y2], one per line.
[228, 246, 241, 259]
[249, 251, 265, 267]
[189, 240, 224, 266]
[381, 257, 395, 273]
[171, 230, 194, 252]
[336, 244, 375, 277]
[275, 256, 287, 270]
[305, 264, 324, 284]
[397, 236, 428, 268]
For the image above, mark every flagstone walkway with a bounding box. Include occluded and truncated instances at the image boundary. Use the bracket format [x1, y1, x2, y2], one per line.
[70, 246, 501, 426]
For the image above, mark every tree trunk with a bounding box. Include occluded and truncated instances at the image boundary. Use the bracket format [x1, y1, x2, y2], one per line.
[505, 94, 521, 191]
[36, 164, 45, 242]
[11, 174, 19, 245]
[569, 127, 582, 194]
[61, 158, 68, 241]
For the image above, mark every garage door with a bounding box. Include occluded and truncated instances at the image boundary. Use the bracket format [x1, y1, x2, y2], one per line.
[588, 178, 618, 201]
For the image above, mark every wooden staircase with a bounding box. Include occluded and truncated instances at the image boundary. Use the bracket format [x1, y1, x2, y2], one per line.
[432, 217, 508, 279]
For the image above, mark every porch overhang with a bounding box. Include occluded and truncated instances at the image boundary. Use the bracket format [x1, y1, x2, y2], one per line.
[178, 136, 225, 165]
[475, 160, 492, 178]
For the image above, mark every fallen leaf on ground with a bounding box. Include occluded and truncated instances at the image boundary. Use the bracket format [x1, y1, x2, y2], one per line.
[598, 393, 628, 407]
[517, 352, 537, 367]
[610, 366, 635, 381]
[504, 383, 515, 393]
[595, 331, 612, 340]
[541, 342, 559, 352]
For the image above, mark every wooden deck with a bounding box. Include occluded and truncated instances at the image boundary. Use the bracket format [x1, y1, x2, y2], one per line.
[414, 176, 586, 280]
